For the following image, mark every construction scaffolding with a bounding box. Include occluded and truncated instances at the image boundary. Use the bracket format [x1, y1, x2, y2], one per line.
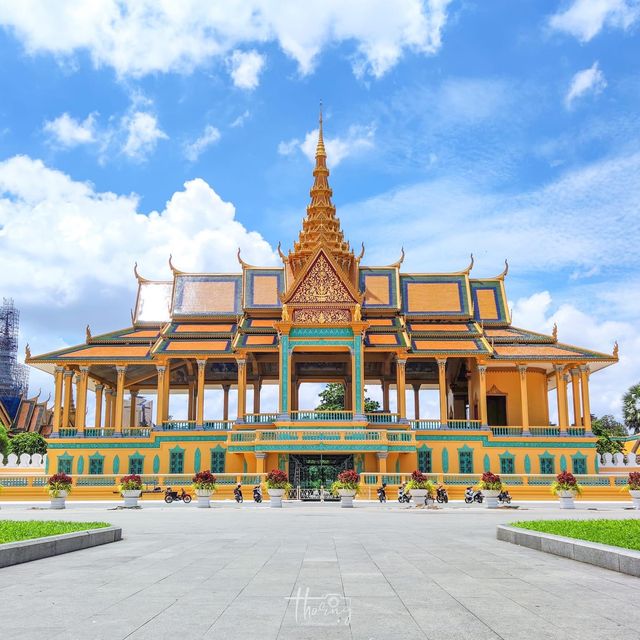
[0, 298, 29, 417]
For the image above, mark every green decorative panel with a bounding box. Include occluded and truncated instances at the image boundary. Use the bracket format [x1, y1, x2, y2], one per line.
[57, 452, 73, 475]
[442, 448, 449, 473]
[169, 449, 184, 474]
[210, 448, 225, 473]
[524, 454, 531, 473]
[242, 458, 247, 473]
[88, 452, 105, 475]
[278, 453, 287, 472]
[77, 456, 84, 474]
[458, 450, 473, 474]
[113, 455, 120, 475]
[353, 335, 363, 414]
[354, 453, 364, 473]
[290, 327, 353, 337]
[395, 458, 400, 473]
[128, 454, 144, 475]
[594, 453, 599, 472]
[572, 452, 587, 475]
[499, 454, 515, 475]
[194, 448, 201, 472]
[539, 453, 555, 475]
[280, 334, 289, 412]
[483, 454, 490, 472]
[560, 455, 567, 472]
[418, 447, 432, 473]
[153, 454, 160, 474]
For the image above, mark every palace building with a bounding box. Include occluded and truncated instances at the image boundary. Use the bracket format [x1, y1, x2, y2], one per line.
[27, 114, 618, 495]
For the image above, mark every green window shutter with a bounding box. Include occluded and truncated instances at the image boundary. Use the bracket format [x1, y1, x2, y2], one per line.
[540, 456, 555, 474]
[572, 457, 587, 474]
[169, 451, 184, 474]
[459, 451, 473, 474]
[210, 450, 225, 474]
[89, 457, 104, 475]
[129, 457, 143, 475]
[418, 449, 432, 473]
[58, 458, 72, 474]
[500, 456, 514, 475]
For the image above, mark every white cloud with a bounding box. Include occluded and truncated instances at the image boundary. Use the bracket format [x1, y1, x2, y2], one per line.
[279, 124, 375, 167]
[565, 62, 607, 108]
[43, 112, 97, 147]
[183, 125, 221, 162]
[549, 0, 640, 42]
[227, 49, 265, 89]
[513, 291, 637, 421]
[121, 111, 167, 160]
[230, 110, 250, 128]
[0, 1, 451, 79]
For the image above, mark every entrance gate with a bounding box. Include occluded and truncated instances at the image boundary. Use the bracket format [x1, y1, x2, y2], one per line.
[289, 454, 354, 501]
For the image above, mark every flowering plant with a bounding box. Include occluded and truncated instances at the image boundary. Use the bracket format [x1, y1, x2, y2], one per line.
[330, 469, 360, 495]
[551, 471, 582, 496]
[405, 470, 435, 496]
[47, 472, 72, 497]
[478, 472, 503, 491]
[627, 472, 640, 491]
[266, 469, 291, 490]
[119, 474, 143, 492]
[192, 470, 217, 491]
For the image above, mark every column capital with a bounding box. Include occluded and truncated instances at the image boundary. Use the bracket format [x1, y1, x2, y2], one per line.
[95, 383, 104, 391]
[54, 365, 65, 374]
[563, 373, 571, 383]
[236, 358, 247, 367]
[517, 364, 527, 373]
[116, 365, 127, 375]
[63, 369, 74, 378]
[376, 452, 388, 459]
[396, 357, 407, 367]
[196, 359, 207, 369]
[553, 364, 565, 374]
[255, 452, 267, 459]
[579, 364, 590, 374]
[569, 367, 580, 376]
[156, 364, 166, 373]
[79, 366, 90, 376]
[130, 389, 139, 397]
[477, 364, 487, 374]
[436, 357, 447, 367]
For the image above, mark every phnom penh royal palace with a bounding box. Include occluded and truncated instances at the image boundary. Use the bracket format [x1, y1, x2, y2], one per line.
[26, 112, 619, 499]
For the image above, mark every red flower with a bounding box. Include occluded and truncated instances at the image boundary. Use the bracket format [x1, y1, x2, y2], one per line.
[481, 472, 502, 485]
[556, 471, 577, 487]
[410, 469, 428, 484]
[193, 470, 217, 484]
[629, 472, 640, 487]
[338, 469, 360, 484]
[120, 474, 142, 485]
[48, 472, 72, 486]
[267, 469, 289, 484]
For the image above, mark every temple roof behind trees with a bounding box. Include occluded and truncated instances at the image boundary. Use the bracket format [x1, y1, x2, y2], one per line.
[28, 109, 618, 383]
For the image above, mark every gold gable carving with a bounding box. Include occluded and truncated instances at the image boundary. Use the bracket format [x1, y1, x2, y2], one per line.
[289, 252, 356, 305]
[293, 308, 351, 324]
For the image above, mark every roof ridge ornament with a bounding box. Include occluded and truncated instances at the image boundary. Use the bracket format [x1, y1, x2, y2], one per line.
[613, 341, 619, 358]
[86, 324, 92, 342]
[168, 254, 184, 275]
[25, 343, 31, 360]
[495, 259, 509, 280]
[387, 247, 405, 269]
[552, 322, 558, 342]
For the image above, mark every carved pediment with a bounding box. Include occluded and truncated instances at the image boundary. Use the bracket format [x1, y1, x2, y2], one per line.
[286, 249, 358, 305]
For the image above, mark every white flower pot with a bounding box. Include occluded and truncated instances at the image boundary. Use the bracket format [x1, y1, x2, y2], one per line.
[50, 489, 68, 510]
[338, 488, 357, 508]
[558, 489, 576, 509]
[122, 489, 142, 508]
[410, 488, 428, 505]
[629, 489, 640, 510]
[195, 489, 213, 508]
[268, 488, 285, 508]
[482, 489, 501, 509]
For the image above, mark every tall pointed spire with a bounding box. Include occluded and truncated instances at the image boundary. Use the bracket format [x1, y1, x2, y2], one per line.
[286, 104, 356, 280]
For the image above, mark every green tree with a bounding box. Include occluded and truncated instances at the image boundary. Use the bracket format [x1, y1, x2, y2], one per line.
[0, 425, 10, 463]
[591, 414, 626, 455]
[9, 432, 48, 458]
[623, 383, 640, 434]
[316, 383, 381, 413]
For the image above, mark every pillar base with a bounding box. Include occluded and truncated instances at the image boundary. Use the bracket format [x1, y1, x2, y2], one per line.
[278, 413, 290, 421]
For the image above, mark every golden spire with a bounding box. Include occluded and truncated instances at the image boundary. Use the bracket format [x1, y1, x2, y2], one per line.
[286, 104, 356, 280]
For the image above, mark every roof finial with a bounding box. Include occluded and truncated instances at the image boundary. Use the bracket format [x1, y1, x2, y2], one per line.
[316, 100, 326, 158]
[552, 322, 558, 341]
[613, 340, 619, 358]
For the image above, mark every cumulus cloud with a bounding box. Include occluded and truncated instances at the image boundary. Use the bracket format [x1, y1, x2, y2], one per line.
[279, 124, 375, 167]
[43, 112, 97, 147]
[549, 0, 640, 42]
[565, 62, 607, 108]
[121, 111, 167, 160]
[183, 125, 221, 162]
[227, 49, 265, 89]
[0, 1, 451, 80]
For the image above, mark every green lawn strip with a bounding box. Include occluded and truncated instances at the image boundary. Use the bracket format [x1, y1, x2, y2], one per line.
[512, 519, 640, 551]
[0, 520, 111, 544]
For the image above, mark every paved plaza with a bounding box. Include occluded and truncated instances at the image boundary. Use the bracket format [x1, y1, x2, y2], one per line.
[0, 500, 639, 640]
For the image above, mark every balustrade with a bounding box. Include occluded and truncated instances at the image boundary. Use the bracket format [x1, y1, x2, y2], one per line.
[244, 413, 278, 424]
[366, 412, 400, 424]
[290, 410, 354, 422]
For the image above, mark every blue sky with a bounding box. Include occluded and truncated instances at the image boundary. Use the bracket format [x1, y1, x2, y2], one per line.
[0, 0, 638, 419]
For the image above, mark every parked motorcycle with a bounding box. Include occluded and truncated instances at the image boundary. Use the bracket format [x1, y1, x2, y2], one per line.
[377, 483, 387, 503]
[464, 486, 483, 504]
[234, 484, 244, 503]
[398, 483, 411, 504]
[498, 490, 512, 505]
[164, 487, 192, 504]
[436, 485, 449, 504]
[253, 485, 263, 503]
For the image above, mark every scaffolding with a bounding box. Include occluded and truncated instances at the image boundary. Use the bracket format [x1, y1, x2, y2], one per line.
[0, 298, 29, 416]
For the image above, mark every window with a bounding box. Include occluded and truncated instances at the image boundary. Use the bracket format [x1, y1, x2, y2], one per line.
[58, 458, 72, 474]
[500, 456, 515, 475]
[540, 456, 555, 474]
[418, 449, 432, 473]
[572, 457, 587, 475]
[169, 451, 184, 474]
[459, 450, 473, 474]
[210, 450, 225, 474]
[89, 457, 104, 475]
[129, 457, 143, 475]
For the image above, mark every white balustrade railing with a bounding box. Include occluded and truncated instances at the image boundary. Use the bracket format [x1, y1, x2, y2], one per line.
[600, 452, 640, 470]
[0, 453, 47, 470]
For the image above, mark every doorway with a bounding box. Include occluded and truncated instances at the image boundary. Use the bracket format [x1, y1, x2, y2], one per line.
[289, 454, 354, 501]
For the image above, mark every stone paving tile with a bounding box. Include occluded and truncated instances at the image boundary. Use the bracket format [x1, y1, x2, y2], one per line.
[0, 501, 639, 639]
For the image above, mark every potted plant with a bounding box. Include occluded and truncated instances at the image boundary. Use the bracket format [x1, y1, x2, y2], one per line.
[266, 469, 291, 508]
[47, 472, 72, 509]
[405, 470, 435, 506]
[192, 470, 217, 508]
[119, 474, 143, 507]
[551, 471, 582, 509]
[478, 472, 503, 509]
[330, 469, 360, 508]
[627, 471, 640, 510]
